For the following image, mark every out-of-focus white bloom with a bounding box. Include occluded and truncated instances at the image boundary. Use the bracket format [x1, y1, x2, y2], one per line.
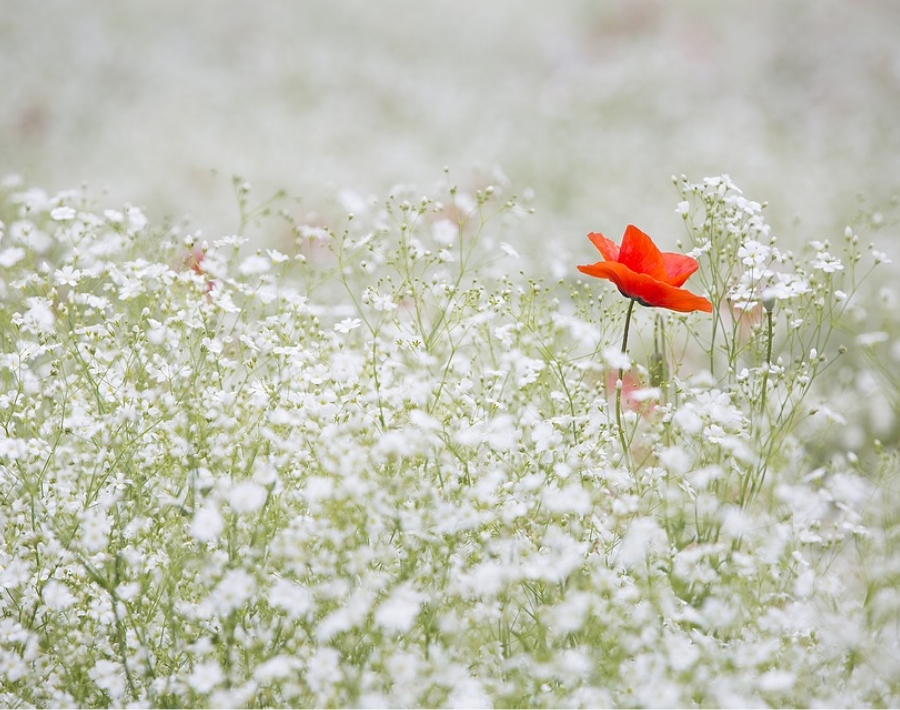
[758, 669, 796, 693]
[531, 420, 561, 453]
[266, 248, 290, 264]
[81, 508, 111, 552]
[239, 254, 271, 275]
[432, 219, 458, 246]
[50, 206, 76, 221]
[375, 583, 424, 633]
[90, 660, 126, 701]
[228, 481, 268, 514]
[0, 247, 25, 267]
[811, 251, 843, 273]
[254, 655, 300, 684]
[126, 205, 147, 232]
[269, 578, 313, 619]
[188, 660, 223, 694]
[500, 242, 519, 258]
[334, 317, 362, 333]
[24, 299, 55, 333]
[42, 580, 76, 611]
[617, 517, 667, 569]
[602, 346, 631, 371]
[190, 503, 224, 542]
[210, 569, 256, 614]
[367, 290, 396, 312]
[857, 331, 889, 347]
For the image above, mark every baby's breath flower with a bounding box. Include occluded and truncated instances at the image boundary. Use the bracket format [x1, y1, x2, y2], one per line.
[811, 250, 844, 273]
[334, 317, 362, 333]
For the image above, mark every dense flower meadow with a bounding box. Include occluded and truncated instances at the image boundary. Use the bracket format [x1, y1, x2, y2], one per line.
[1, 172, 899, 707]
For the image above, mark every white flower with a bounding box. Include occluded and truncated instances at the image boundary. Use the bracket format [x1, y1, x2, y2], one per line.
[334, 317, 362, 333]
[602, 346, 631, 371]
[432, 219, 457, 246]
[50, 206, 76, 221]
[239, 254, 271, 275]
[190, 503, 224, 543]
[254, 655, 299, 684]
[857, 331, 888, 348]
[369, 291, 396, 312]
[90, 660, 126, 701]
[269, 578, 313, 619]
[265, 248, 289, 264]
[126, 206, 147, 232]
[0, 247, 25, 268]
[54, 265, 81, 286]
[374, 583, 424, 633]
[499, 242, 519, 258]
[531, 420, 561, 453]
[43, 580, 76, 611]
[811, 251, 843, 273]
[737, 239, 771, 268]
[188, 660, 223, 694]
[228, 481, 268, 514]
[211, 569, 256, 614]
[675, 200, 690, 216]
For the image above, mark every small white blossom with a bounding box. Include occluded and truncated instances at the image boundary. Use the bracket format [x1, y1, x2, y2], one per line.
[239, 254, 271, 275]
[374, 583, 424, 633]
[334, 317, 362, 333]
[227, 481, 268, 514]
[602, 346, 631, 371]
[190, 503, 224, 543]
[42, 580, 76, 611]
[188, 660, 223, 694]
[811, 251, 843, 273]
[857, 331, 889, 348]
[499, 242, 519, 258]
[0, 247, 25, 268]
[50, 206, 76, 221]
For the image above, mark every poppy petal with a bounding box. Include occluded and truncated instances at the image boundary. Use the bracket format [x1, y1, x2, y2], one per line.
[617, 225, 668, 281]
[660, 251, 700, 287]
[577, 261, 712, 313]
[587, 232, 619, 262]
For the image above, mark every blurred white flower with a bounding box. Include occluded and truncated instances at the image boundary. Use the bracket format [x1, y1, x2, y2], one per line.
[50, 206, 76, 221]
[190, 503, 224, 543]
[375, 583, 424, 633]
[188, 660, 223, 694]
[228, 481, 268, 514]
[334, 317, 362, 333]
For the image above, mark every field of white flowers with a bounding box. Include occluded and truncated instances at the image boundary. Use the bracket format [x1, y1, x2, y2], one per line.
[2, 3, 900, 708]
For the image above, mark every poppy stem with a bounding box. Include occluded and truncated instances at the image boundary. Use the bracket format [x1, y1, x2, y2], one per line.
[616, 298, 636, 461]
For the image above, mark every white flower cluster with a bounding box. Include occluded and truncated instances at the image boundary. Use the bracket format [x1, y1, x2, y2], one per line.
[0, 177, 896, 707]
[676, 174, 814, 311]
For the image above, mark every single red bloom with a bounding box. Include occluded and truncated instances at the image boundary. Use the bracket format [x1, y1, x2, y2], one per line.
[577, 225, 713, 313]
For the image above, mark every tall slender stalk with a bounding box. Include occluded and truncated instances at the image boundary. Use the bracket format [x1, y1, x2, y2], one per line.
[616, 298, 636, 462]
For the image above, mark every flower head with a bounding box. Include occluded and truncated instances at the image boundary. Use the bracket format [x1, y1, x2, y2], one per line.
[577, 225, 712, 313]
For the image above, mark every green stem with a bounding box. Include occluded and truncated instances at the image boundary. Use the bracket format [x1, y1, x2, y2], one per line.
[759, 306, 773, 416]
[616, 299, 636, 462]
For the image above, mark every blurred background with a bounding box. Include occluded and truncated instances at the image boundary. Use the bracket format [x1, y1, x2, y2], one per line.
[2, 0, 900, 254]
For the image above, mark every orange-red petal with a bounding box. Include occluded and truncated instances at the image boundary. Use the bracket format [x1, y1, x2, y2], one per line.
[660, 251, 700, 287]
[577, 261, 712, 313]
[587, 232, 619, 261]
[617, 225, 668, 282]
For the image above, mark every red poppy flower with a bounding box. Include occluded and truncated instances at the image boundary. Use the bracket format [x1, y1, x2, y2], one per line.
[577, 225, 712, 313]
